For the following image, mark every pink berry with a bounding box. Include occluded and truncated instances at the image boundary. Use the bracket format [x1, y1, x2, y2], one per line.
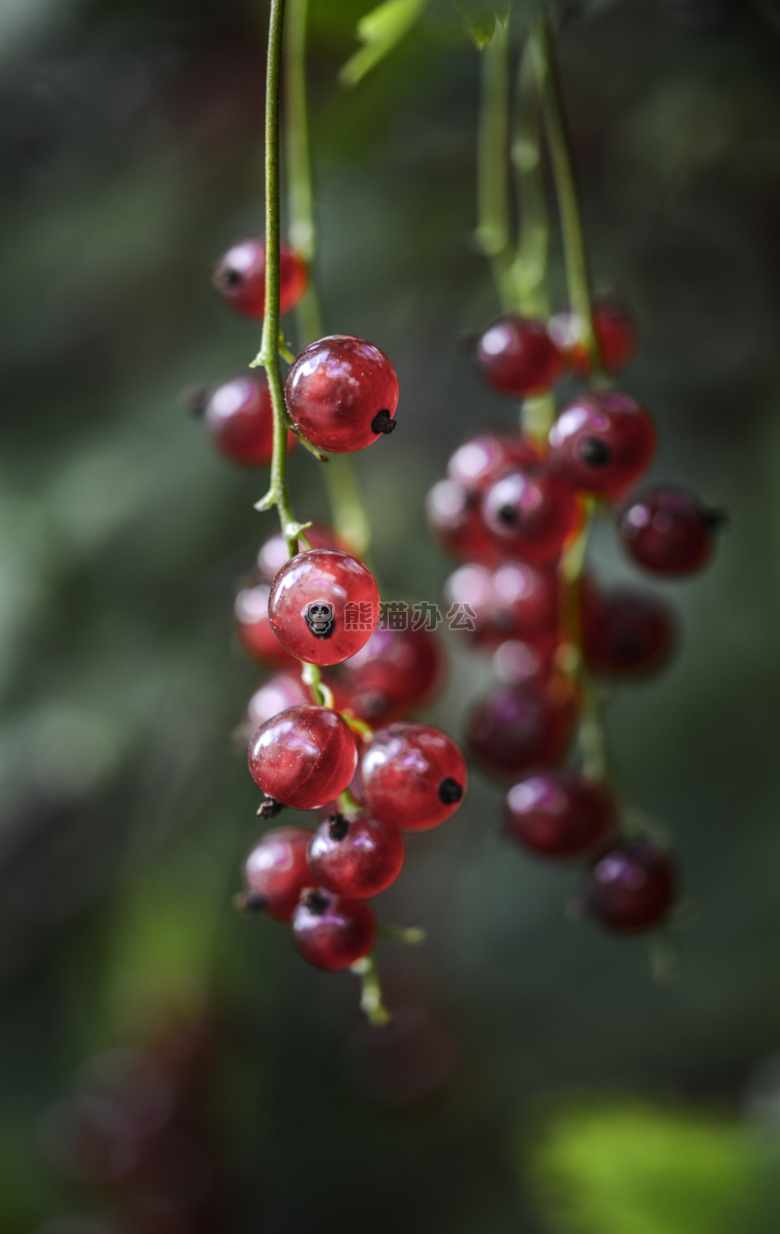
[548, 296, 638, 376]
[268, 549, 380, 666]
[246, 673, 309, 730]
[235, 584, 299, 669]
[256, 524, 351, 584]
[339, 626, 444, 713]
[443, 562, 560, 650]
[619, 486, 722, 577]
[586, 840, 676, 934]
[242, 827, 313, 921]
[247, 705, 358, 810]
[426, 479, 501, 565]
[285, 335, 399, 453]
[446, 430, 541, 491]
[475, 316, 565, 397]
[309, 812, 405, 899]
[212, 236, 308, 319]
[581, 581, 676, 679]
[481, 465, 582, 564]
[465, 677, 579, 781]
[548, 391, 656, 500]
[361, 723, 467, 831]
[201, 371, 277, 467]
[504, 770, 615, 858]
[292, 888, 376, 970]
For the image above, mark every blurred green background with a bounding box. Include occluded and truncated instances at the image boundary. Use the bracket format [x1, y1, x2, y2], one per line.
[1, 0, 780, 1230]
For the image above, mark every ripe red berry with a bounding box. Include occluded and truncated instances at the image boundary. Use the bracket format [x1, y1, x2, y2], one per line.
[246, 673, 309, 730]
[361, 723, 467, 831]
[582, 582, 676, 679]
[548, 296, 638, 376]
[504, 770, 615, 858]
[492, 638, 557, 686]
[443, 562, 560, 650]
[292, 888, 376, 970]
[247, 705, 358, 809]
[548, 391, 656, 500]
[481, 466, 582, 564]
[586, 840, 676, 933]
[212, 236, 308, 319]
[199, 371, 275, 467]
[475, 316, 565, 397]
[465, 676, 578, 781]
[338, 625, 443, 713]
[268, 549, 380, 666]
[256, 524, 351, 584]
[619, 487, 722, 577]
[285, 335, 399, 453]
[242, 827, 313, 921]
[309, 812, 405, 899]
[235, 584, 299, 669]
[426, 479, 501, 565]
[446, 430, 541, 491]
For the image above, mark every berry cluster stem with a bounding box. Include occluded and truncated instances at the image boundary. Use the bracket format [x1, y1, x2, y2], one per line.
[351, 954, 391, 1028]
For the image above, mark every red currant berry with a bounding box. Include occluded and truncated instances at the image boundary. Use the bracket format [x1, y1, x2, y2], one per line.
[256, 524, 351, 584]
[309, 812, 405, 899]
[443, 562, 560, 650]
[361, 723, 467, 831]
[475, 316, 565, 397]
[235, 584, 299, 669]
[285, 335, 399, 453]
[465, 676, 578, 781]
[201, 371, 295, 467]
[241, 827, 313, 921]
[481, 466, 582, 565]
[426, 479, 501, 565]
[446, 430, 541, 492]
[268, 549, 380, 666]
[548, 296, 638, 376]
[548, 391, 656, 500]
[619, 486, 722, 577]
[582, 582, 676, 679]
[212, 236, 308, 319]
[292, 888, 376, 970]
[339, 625, 443, 713]
[246, 673, 309, 730]
[586, 840, 676, 933]
[247, 705, 358, 809]
[492, 639, 556, 685]
[504, 770, 615, 858]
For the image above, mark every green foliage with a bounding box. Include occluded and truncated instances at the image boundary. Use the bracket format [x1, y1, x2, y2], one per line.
[339, 0, 429, 86]
[526, 1102, 775, 1234]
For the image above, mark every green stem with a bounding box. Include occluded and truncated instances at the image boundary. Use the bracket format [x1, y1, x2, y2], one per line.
[351, 953, 391, 1027]
[475, 17, 516, 309]
[532, 12, 603, 376]
[510, 36, 549, 319]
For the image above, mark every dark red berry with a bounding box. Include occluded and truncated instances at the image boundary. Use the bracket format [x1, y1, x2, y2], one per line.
[339, 625, 444, 713]
[309, 812, 405, 899]
[212, 236, 308, 319]
[242, 827, 313, 921]
[504, 770, 615, 858]
[619, 486, 721, 577]
[586, 840, 676, 933]
[426, 479, 501, 565]
[443, 562, 560, 650]
[481, 466, 582, 564]
[201, 370, 295, 467]
[235, 584, 299, 669]
[465, 677, 578, 781]
[247, 705, 358, 809]
[257, 524, 351, 584]
[582, 581, 676, 679]
[492, 639, 557, 685]
[548, 296, 638, 376]
[446, 430, 541, 492]
[246, 673, 309, 730]
[268, 549, 380, 666]
[475, 316, 565, 397]
[361, 723, 467, 831]
[548, 391, 656, 500]
[292, 888, 376, 970]
[285, 335, 399, 453]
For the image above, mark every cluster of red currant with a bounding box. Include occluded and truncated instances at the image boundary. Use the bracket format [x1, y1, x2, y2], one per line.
[198, 236, 467, 1000]
[428, 299, 722, 938]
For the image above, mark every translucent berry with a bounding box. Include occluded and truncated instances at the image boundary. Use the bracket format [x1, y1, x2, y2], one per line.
[586, 840, 676, 933]
[504, 770, 615, 858]
[465, 677, 578, 781]
[257, 524, 350, 584]
[212, 236, 308, 319]
[241, 827, 313, 922]
[426, 479, 500, 565]
[582, 582, 676, 679]
[446, 430, 541, 492]
[235, 584, 299, 669]
[247, 705, 358, 809]
[619, 487, 722, 577]
[443, 562, 560, 650]
[268, 549, 380, 666]
[548, 296, 638, 376]
[198, 371, 276, 467]
[361, 723, 467, 831]
[309, 812, 405, 899]
[475, 316, 565, 397]
[292, 888, 376, 970]
[246, 673, 308, 730]
[338, 626, 444, 714]
[481, 466, 582, 564]
[548, 391, 656, 499]
[492, 639, 556, 686]
[285, 335, 399, 453]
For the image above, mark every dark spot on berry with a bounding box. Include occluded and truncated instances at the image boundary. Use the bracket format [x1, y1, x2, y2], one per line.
[577, 436, 612, 467]
[371, 409, 396, 435]
[304, 888, 331, 915]
[438, 777, 463, 804]
[257, 796, 283, 819]
[220, 265, 243, 288]
[498, 503, 517, 525]
[328, 813, 350, 841]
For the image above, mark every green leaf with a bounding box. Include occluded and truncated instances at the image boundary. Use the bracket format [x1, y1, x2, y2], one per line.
[455, 0, 509, 48]
[339, 0, 428, 88]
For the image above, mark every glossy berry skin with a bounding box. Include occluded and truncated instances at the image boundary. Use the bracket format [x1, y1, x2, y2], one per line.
[202, 371, 275, 467]
[548, 391, 656, 500]
[247, 705, 358, 810]
[309, 812, 405, 899]
[447, 430, 541, 492]
[465, 677, 578, 781]
[285, 335, 399, 453]
[475, 316, 565, 398]
[235, 584, 299, 669]
[426, 479, 501, 565]
[361, 723, 467, 831]
[582, 583, 676, 679]
[482, 466, 582, 565]
[339, 626, 443, 713]
[212, 236, 308, 319]
[619, 487, 718, 577]
[242, 827, 313, 921]
[268, 549, 380, 666]
[292, 888, 376, 970]
[443, 562, 560, 650]
[246, 673, 309, 730]
[587, 841, 676, 934]
[548, 297, 638, 376]
[257, 524, 350, 584]
[504, 770, 615, 858]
